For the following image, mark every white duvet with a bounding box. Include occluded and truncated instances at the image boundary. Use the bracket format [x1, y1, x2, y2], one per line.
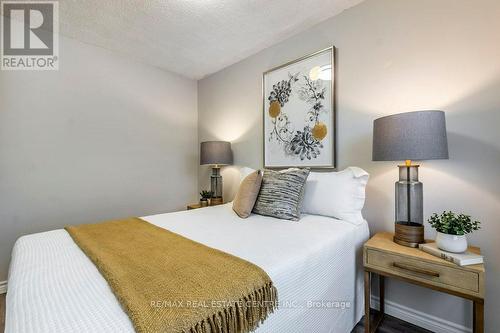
[6, 203, 369, 333]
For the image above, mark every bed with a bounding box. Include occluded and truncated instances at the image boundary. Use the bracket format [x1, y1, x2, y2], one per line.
[6, 203, 369, 333]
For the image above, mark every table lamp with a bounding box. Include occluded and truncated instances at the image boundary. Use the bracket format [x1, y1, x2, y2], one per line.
[200, 141, 233, 204]
[372, 111, 449, 247]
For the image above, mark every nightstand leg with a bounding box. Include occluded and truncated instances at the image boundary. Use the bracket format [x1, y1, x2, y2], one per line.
[364, 271, 371, 333]
[473, 300, 484, 333]
[379, 275, 385, 315]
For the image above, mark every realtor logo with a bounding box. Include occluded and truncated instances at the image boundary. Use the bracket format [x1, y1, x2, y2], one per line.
[1, 0, 59, 70]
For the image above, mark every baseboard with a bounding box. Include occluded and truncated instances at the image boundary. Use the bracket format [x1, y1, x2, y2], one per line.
[371, 296, 471, 333]
[0, 280, 6, 294]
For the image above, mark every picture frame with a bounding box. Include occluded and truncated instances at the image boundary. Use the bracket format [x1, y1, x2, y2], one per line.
[262, 46, 336, 169]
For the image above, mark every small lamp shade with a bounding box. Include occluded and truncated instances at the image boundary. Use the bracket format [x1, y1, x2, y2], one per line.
[200, 141, 233, 166]
[372, 110, 449, 161]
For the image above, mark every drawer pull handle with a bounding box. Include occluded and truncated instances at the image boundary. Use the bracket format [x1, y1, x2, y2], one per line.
[393, 262, 440, 277]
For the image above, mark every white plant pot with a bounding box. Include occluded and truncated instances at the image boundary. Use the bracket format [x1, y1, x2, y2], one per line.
[435, 232, 468, 253]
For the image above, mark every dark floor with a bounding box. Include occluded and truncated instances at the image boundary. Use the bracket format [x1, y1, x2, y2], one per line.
[352, 310, 432, 333]
[0, 294, 431, 333]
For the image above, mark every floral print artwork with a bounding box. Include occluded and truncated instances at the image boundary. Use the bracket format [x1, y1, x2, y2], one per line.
[264, 48, 334, 168]
[268, 75, 327, 160]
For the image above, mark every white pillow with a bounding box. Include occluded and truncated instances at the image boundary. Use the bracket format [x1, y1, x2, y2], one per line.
[301, 167, 369, 225]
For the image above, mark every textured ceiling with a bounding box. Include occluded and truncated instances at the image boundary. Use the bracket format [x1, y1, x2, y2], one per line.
[59, 0, 364, 79]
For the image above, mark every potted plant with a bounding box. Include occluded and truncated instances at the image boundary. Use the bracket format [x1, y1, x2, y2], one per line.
[428, 211, 481, 253]
[199, 190, 214, 207]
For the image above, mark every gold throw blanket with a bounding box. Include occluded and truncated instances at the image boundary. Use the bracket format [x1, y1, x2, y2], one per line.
[65, 218, 277, 333]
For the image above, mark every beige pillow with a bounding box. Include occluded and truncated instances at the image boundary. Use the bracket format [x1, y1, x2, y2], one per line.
[232, 170, 263, 218]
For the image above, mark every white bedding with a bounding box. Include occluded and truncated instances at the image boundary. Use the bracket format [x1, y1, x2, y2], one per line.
[6, 203, 369, 333]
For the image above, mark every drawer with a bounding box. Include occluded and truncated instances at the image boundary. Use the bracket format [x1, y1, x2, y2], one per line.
[366, 248, 479, 293]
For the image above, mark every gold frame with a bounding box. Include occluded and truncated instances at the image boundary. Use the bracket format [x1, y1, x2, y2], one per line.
[262, 46, 336, 169]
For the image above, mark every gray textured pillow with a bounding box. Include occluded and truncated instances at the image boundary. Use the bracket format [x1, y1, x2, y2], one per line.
[252, 168, 310, 221]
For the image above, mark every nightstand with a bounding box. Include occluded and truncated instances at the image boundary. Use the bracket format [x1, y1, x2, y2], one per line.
[187, 201, 224, 210]
[363, 232, 485, 333]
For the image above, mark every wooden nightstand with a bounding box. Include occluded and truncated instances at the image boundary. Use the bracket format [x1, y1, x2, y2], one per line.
[363, 232, 485, 333]
[187, 201, 224, 210]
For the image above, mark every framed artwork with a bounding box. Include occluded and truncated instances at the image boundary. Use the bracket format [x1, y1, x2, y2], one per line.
[263, 46, 335, 169]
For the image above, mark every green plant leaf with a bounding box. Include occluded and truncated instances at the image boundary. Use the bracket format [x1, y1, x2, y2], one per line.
[427, 211, 481, 235]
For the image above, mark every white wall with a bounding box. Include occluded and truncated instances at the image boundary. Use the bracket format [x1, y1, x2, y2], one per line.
[198, 0, 500, 331]
[0, 36, 199, 281]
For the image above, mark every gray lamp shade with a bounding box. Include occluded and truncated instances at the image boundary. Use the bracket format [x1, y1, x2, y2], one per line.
[372, 110, 449, 161]
[200, 141, 233, 165]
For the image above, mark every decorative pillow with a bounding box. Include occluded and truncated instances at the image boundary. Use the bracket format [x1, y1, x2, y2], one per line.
[232, 170, 263, 218]
[253, 168, 310, 221]
[301, 167, 369, 225]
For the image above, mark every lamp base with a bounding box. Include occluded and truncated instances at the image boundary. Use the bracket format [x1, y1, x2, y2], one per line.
[210, 167, 223, 198]
[210, 197, 223, 205]
[394, 222, 424, 248]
